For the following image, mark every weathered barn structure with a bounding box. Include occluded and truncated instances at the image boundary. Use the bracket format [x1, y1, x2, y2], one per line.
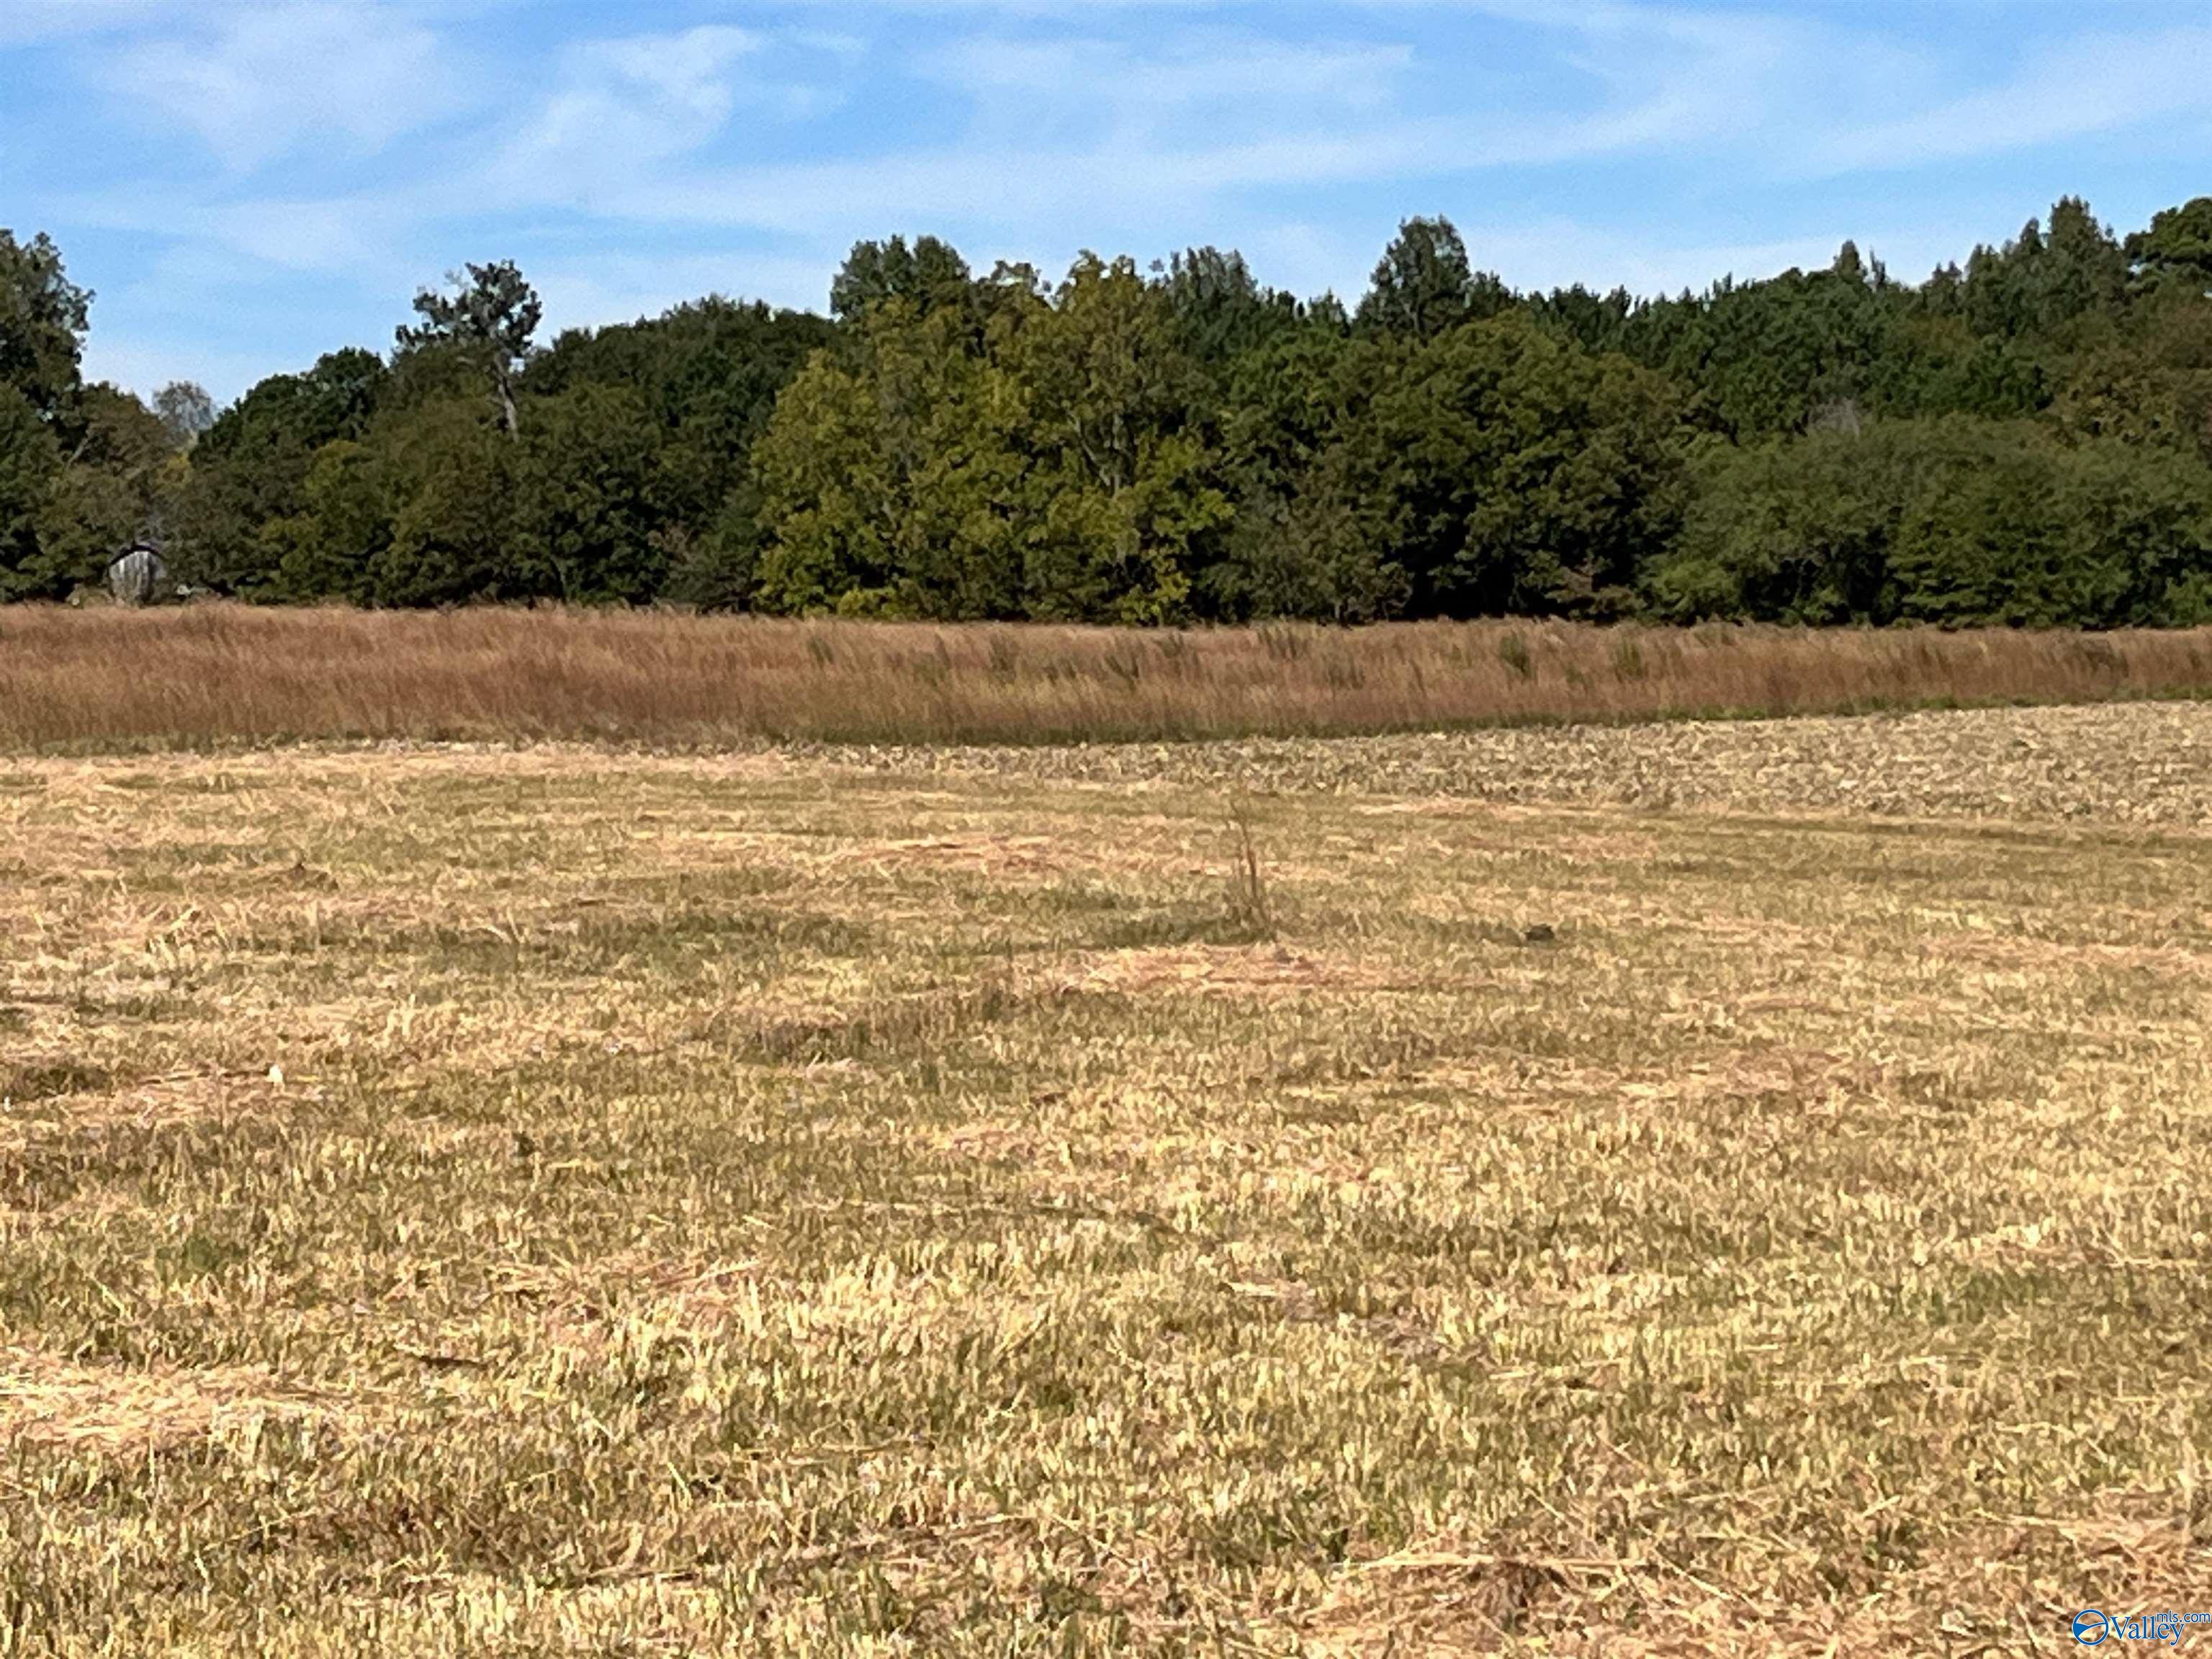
[104, 544, 171, 606]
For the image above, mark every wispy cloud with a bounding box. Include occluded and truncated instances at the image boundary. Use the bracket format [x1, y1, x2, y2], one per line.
[482, 22, 864, 213]
[1802, 24, 2212, 176]
[494, 26, 763, 191]
[109, 4, 469, 171]
[0, 0, 162, 48]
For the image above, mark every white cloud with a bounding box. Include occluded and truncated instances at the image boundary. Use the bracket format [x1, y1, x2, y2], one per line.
[112, 4, 467, 171]
[1803, 25, 2212, 176]
[487, 22, 863, 209]
[499, 26, 760, 185]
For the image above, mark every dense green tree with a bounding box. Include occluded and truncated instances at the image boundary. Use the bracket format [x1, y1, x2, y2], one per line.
[752, 297, 1033, 617]
[1213, 446, 1408, 621]
[1210, 329, 1404, 620]
[1651, 429, 1919, 621]
[2127, 197, 2212, 295]
[0, 383, 61, 600]
[1945, 201, 2130, 355]
[1008, 254, 1228, 623]
[37, 384, 179, 590]
[830, 235, 975, 325]
[171, 347, 388, 593]
[0, 230, 90, 421]
[1653, 418, 2212, 626]
[526, 298, 833, 577]
[395, 261, 541, 436]
[263, 438, 388, 603]
[255, 393, 517, 607]
[1368, 313, 1689, 616]
[1356, 217, 1511, 339]
[0, 229, 89, 597]
[1892, 431, 2212, 626]
[1529, 284, 1638, 356]
[1156, 247, 1304, 364]
[510, 385, 669, 603]
[1618, 246, 1903, 437]
[360, 397, 516, 606]
[2052, 287, 2212, 461]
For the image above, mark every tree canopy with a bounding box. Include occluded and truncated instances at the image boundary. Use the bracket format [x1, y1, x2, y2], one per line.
[10, 197, 2212, 624]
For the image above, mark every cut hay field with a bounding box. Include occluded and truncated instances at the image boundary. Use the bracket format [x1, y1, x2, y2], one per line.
[4, 704, 2210, 1653]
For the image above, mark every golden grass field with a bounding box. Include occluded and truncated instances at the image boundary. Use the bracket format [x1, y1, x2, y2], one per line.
[9, 603, 2212, 749]
[4, 701, 2211, 1653]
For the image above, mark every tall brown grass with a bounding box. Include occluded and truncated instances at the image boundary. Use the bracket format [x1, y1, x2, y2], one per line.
[4, 601, 2212, 750]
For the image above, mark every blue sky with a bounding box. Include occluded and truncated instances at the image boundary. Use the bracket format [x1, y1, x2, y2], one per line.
[7, 0, 2211, 404]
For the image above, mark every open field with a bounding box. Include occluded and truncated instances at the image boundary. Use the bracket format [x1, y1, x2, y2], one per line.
[10, 604, 2212, 750]
[4, 704, 2211, 1653]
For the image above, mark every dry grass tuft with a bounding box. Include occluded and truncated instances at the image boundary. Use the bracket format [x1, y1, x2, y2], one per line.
[7, 602, 2212, 750]
[828, 832, 1067, 874]
[0, 1347, 338, 1455]
[1063, 943, 1393, 997]
[0, 1066, 282, 1137]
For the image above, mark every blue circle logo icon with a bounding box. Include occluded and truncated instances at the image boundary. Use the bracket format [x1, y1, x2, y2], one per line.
[2073, 1609, 2108, 1645]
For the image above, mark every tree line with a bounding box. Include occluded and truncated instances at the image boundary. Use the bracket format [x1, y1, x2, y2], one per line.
[5, 195, 2212, 625]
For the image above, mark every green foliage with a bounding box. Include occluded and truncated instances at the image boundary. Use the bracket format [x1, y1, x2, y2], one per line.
[153, 381, 215, 451]
[1893, 431, 2212, 626]
[1622, 246, 1902, 438]
[527, 298, 832, 527]
[251, 397, 516, 606]
[830, 235, 975, 325]
[395, 261, 541, 436]
[755, 254, 1231, 624]
[1954, 202, 2131, 343]
[510, 385, 668, 603]
[37, 384, 180, 593]
[1205, 329, 1403, 621]
[0, 379, 182, 602]
[2127, 197, 2212, 295]
[1355, 216, 1511, 339]
[12, 196, 2212, 628]
[2051, 288, 2212, 460]
[1011, 253, 1229, 624]
[171, 348, 388, 594]
[1158, 246, 1305, 363]
[752, 298, 1033, 619]
[1653, 431, 1908, 623]
[1654, 420, 2212, 626]
[364, 399, 516, 606]
[266, 439, 387, 603]
[0, 382, 61, 600]
[1367, 314, 1689, 616]
[0, 230, 90, 421]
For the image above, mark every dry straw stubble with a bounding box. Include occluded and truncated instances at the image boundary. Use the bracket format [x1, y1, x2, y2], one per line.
[4, 713, 2212, 1652]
